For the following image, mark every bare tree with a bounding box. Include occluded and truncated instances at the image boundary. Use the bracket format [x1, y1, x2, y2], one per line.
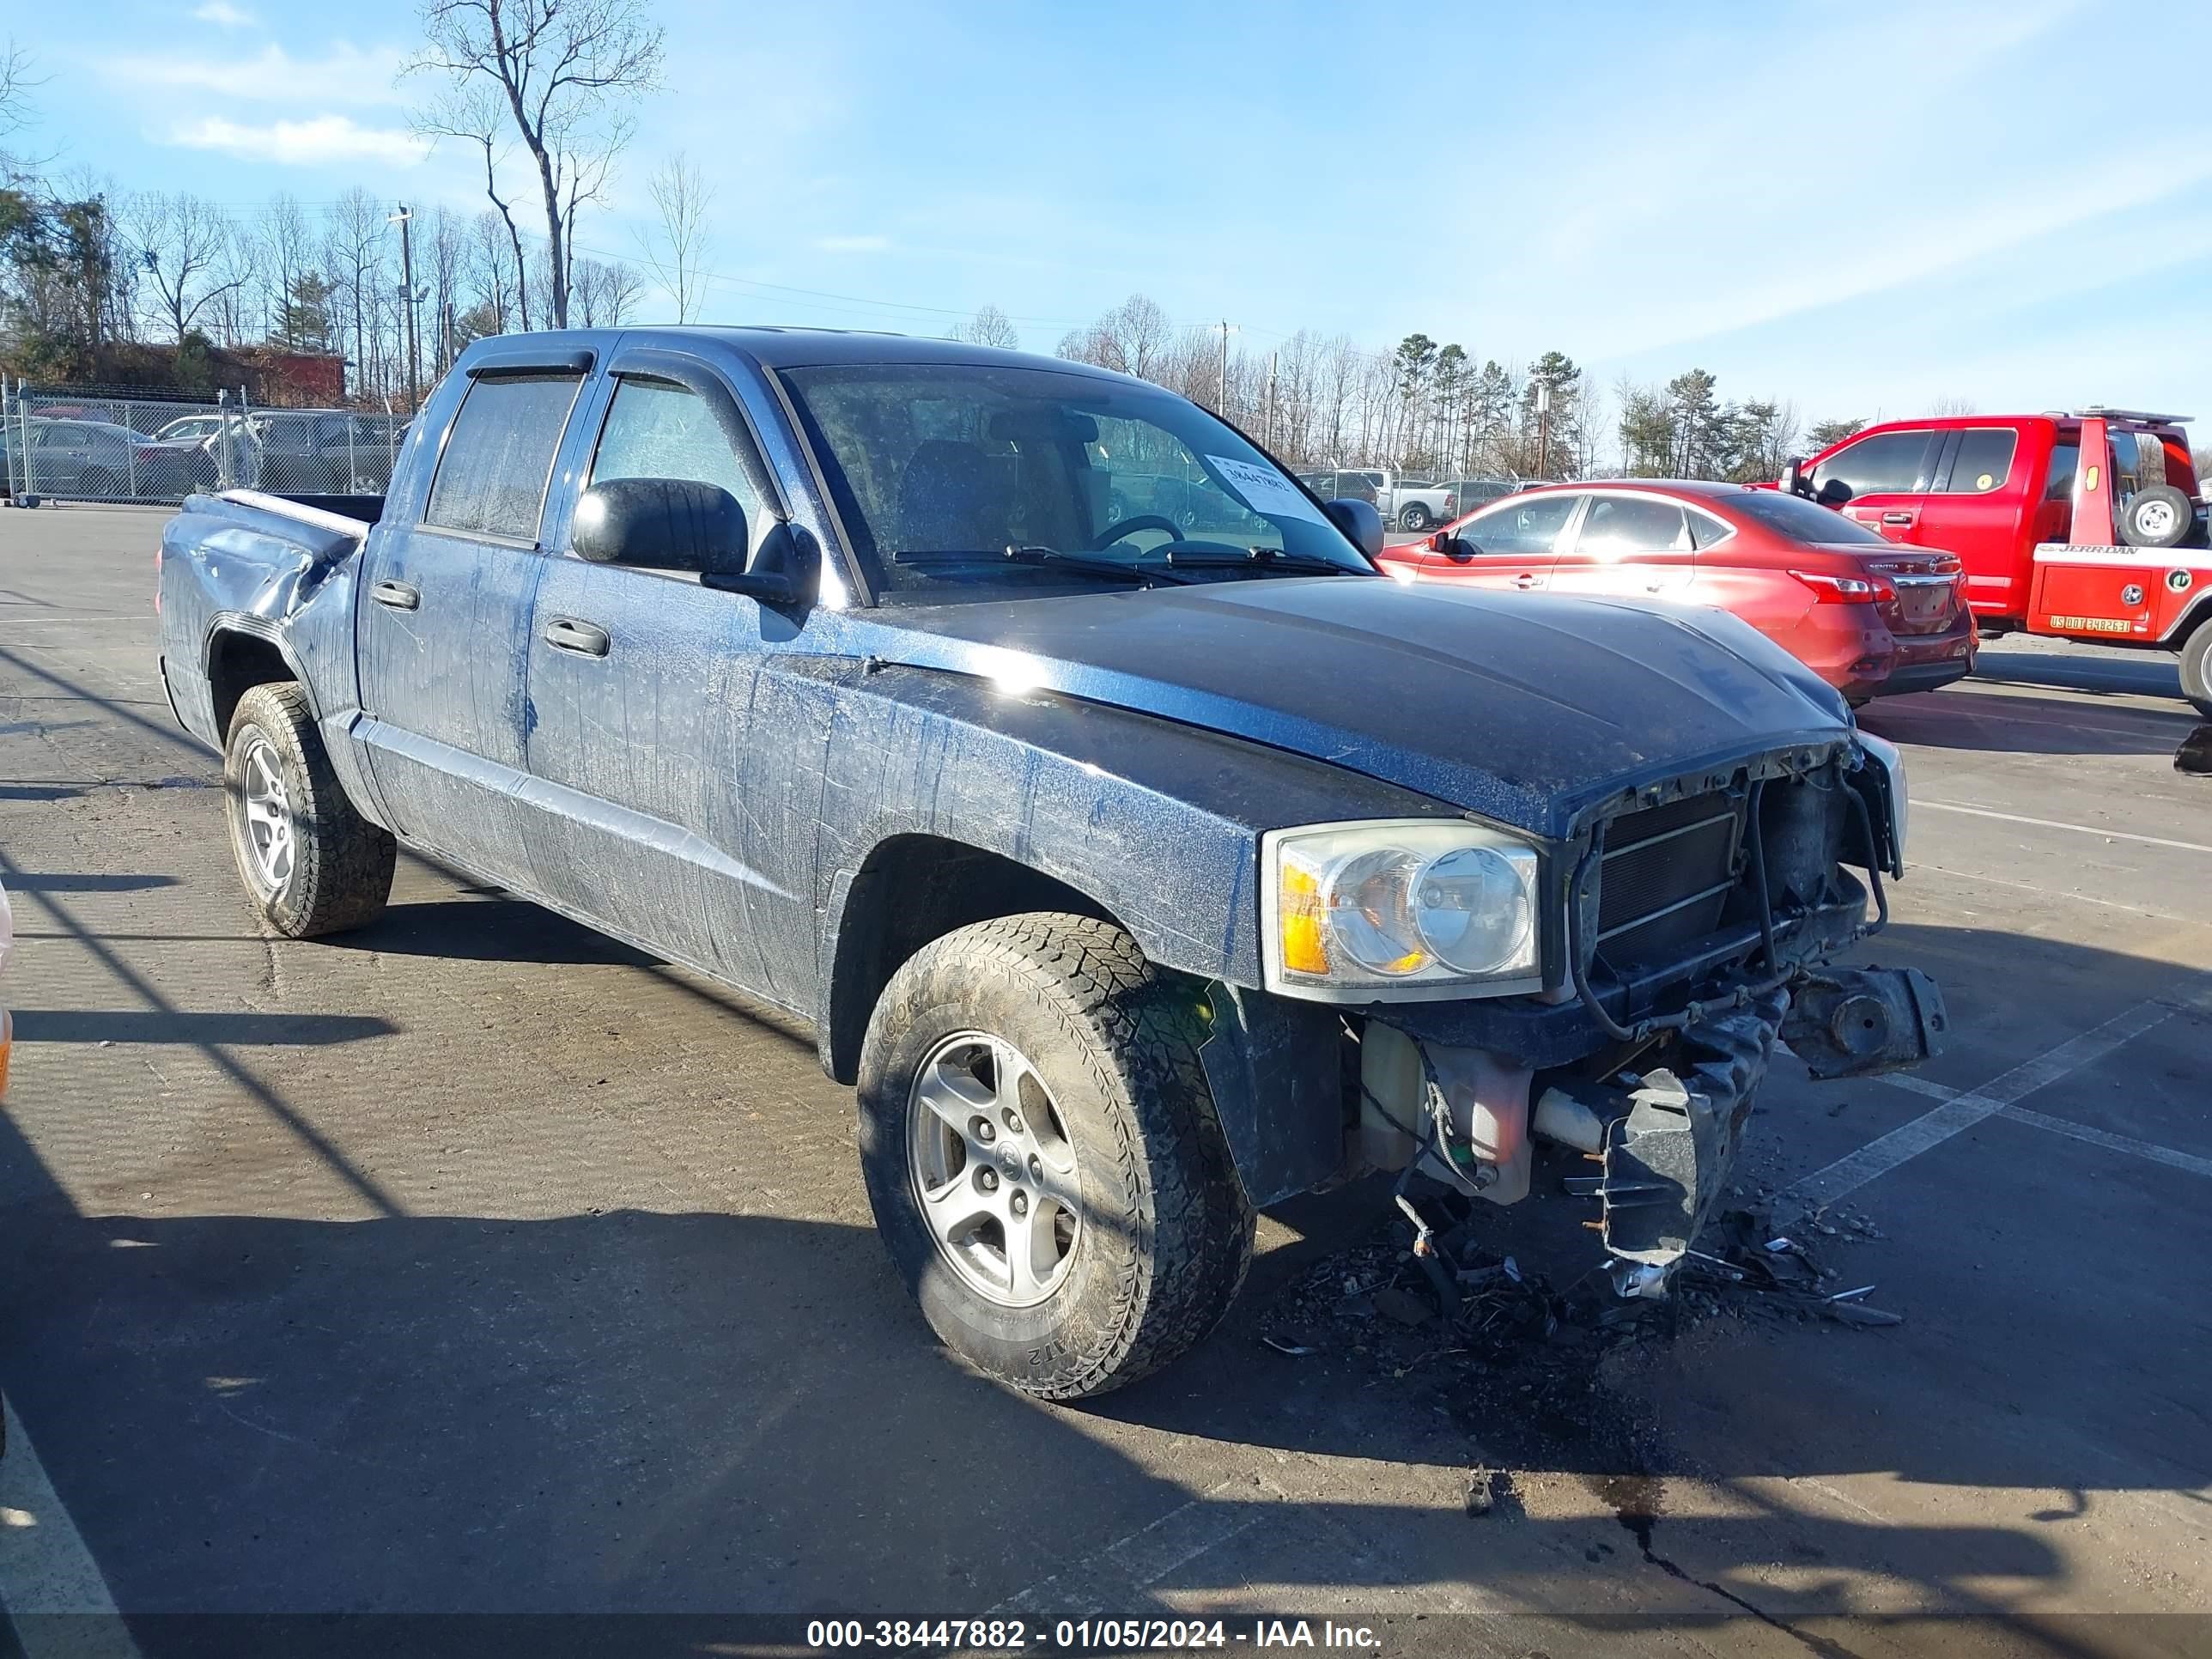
[323, 187, 389, 397]
[637, 149, 712, 322]
[427, 204, 467, 372]
[125, 192, 250, 342]
[467, 207, 518, 332]
[947, 304, 1018, 349]
[570, 255, 642, 325]
[411, 81, 533, 330]
[1927, 394, 1978, 417]
[258, 192, 313, 345]
[409, 0, 665, 329]
[0, 38, 36, 147]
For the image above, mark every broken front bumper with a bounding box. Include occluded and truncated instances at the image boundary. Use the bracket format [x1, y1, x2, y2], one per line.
[1367, 964, 1948, 1296]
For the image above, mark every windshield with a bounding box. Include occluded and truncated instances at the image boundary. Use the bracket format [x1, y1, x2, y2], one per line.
[1729, 489, 1890, 545]
[779, 362, 1370, 597]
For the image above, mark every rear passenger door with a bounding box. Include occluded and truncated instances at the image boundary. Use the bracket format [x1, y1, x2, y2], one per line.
[1549, 492, 1695, 601]
[1809, 427, 1941, 544]
[519, 357, 793, 994]
[356, 366, 587, 894]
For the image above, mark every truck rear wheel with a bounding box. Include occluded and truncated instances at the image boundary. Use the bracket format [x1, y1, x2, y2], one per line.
[855, 913, 1254, 1400]
[2120, 485, 2196, 550]
[222, 682, 396, 938]
[2179, 621, 2212, 719]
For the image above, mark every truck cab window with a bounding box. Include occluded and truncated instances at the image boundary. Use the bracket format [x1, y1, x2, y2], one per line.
[1945, 428, 2017, 493]
[1809, 429, 1934, 499]
[587, 378, 766, 544]
[2043, 442, 2079, 503]
[424, 372, 582, 543]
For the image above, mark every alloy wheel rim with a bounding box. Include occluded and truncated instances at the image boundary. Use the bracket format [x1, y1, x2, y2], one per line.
[240, 735, 295, 893]
[906, 1032, 1082, 1309]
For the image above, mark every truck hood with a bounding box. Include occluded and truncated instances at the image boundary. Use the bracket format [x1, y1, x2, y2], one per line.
[837, 577, 1854, 838]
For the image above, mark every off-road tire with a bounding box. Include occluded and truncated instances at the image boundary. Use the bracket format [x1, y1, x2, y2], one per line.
[2119, 484, 2195, 550]
[1399, 503, 1431, 532]
[223, 682, 396, 938]
[856, 913, 1255, 1400]
[2179, 618, 2212, 719]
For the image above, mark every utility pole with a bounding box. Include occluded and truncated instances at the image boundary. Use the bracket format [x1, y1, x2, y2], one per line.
[1217, 320, 1238, 417]
[1264, 350, 1279, 451]
[389, 205, 420, 411]
[1534, 380, 1553, 480]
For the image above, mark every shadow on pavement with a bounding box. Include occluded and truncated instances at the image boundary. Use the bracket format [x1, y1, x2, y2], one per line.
[1860, 688, 2200, 757]
[2, 799, 2203, 1652]
[328, 897, 661, 969]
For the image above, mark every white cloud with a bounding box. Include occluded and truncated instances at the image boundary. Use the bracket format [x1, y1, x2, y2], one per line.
[103, 41, 406, 106]
[164, 114, 429, 167]
[815, 234, 891, 254]
[190, 1, 258, 27]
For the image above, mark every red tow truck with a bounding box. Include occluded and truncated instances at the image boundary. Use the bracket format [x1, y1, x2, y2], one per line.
[1783, 409, 2212, 714]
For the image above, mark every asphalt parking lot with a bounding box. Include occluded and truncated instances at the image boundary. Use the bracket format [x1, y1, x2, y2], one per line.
[2, 506, 2209, 1656]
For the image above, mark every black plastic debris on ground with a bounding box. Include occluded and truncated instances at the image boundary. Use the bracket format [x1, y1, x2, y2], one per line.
[2178, 724, 2212, 776]
[1264, 1198, 1902, 1373]
[1691, 1206, 1906, 1328]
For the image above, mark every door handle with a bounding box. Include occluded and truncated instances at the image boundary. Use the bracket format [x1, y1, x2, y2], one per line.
[369, 579, 420, 611]
[1881, 512, 1914, 525]
[1513, 573, 1542, 589]
[543, 617, 611, 658]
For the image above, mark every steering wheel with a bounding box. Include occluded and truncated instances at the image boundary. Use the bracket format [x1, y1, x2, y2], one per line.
[1091, 514, 1182, 550]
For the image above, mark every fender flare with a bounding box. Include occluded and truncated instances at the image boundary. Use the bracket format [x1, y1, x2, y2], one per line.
[203, 612, 322, 723]
[2162, 585, 2212, 645]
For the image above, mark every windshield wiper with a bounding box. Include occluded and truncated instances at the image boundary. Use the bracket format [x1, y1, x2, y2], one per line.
[891, 545, 1194, 586]
[1157, 545, 1360, 576]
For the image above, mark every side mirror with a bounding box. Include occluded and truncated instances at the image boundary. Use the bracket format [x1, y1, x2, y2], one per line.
[574, 477, 746, 574]
[1426, 532, 1479, 561]
[702, 518, 819, 609]
[1817, 477, 1852, 508]
[1324, 496, 1385, 561]
[1779, 459, 1806, 497]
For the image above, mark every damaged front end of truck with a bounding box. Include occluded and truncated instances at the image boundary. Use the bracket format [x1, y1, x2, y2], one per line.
[1240, 732, 1946, 1303]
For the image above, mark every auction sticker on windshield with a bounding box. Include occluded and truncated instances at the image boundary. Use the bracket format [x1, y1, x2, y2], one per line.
[1206, 454, 1328, 524]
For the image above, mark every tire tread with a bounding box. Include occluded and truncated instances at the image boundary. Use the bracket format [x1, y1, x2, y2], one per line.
[226, 681, 396, 938]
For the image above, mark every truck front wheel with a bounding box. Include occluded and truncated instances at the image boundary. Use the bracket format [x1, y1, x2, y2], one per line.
[2179, 620, 2212, 719]
[855, 913, 1255, 1400]
[222, 682, 397, 938]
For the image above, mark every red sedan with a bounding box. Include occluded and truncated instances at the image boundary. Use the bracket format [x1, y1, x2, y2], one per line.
[1374, 480, 1976, 701]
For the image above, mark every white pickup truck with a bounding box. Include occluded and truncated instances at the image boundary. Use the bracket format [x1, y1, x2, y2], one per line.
[1298, 468, 1459, 532]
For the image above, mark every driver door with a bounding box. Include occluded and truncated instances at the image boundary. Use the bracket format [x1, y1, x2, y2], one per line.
[1810, 427, 1941, 544]
[1416, 492, 1582, 591]
[520, 365, 797, 997]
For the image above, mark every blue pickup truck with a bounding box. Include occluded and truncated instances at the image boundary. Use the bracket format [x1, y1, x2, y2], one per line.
[156, 328, 1942, 1398]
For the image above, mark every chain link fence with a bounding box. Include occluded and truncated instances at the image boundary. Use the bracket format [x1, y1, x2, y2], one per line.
[1, 378, 405, 506]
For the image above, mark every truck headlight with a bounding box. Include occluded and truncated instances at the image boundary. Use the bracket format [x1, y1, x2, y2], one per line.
[1261, 819, 1543, 1000]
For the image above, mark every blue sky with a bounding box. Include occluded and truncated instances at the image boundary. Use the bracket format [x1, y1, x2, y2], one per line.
[20, 0, 2212, 428]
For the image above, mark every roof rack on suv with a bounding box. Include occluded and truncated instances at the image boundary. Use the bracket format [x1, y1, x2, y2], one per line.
[2076, 406, 2194, 425]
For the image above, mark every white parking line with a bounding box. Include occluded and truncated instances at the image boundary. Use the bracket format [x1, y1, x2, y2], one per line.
[1917, 800, 2212, 857]
[1884, 1073, 2212, 1182]
[0, 1395, 139, 1658]
[1780, 1000, 2177, 1211]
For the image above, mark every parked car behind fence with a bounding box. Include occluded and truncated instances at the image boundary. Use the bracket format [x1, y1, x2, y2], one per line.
[2, 382, 405, 504]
